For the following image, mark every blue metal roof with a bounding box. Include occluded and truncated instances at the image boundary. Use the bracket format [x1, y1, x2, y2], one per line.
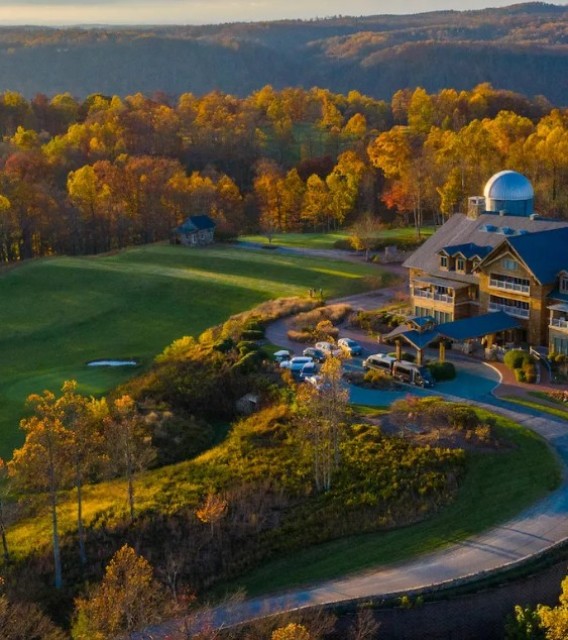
[437, 311, 520, 341]
[384, 311, 520, 349]
[440, 243, 492, 260]
[506, 227, 568, 284]
[176, 215, 216, 233]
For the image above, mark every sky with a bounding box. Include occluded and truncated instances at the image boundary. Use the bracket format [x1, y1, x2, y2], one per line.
[0, 1, 565, 26]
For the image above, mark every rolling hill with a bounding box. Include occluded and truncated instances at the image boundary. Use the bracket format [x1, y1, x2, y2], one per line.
[0, 3, 568, 103]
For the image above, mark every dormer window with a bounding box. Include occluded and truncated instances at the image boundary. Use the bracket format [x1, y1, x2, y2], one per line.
[440, 255, 448, 270]
[472, 259, 480, 271]
[561, 275, 568, 294]
[456, 258, 466, 273]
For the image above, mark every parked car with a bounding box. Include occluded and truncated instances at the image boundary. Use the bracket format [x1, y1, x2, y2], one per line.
[363, 353, 397, 373]
[392, 360, 435, 388]
[273, 349, 292, 363]
[280, 356, 314, 373]
[302, 347, 327, 362]
[338, 337, 363, 357]
[315, 341, 342, 357]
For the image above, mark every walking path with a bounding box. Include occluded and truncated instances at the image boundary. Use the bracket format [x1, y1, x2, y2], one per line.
[138, 250, 568, 638]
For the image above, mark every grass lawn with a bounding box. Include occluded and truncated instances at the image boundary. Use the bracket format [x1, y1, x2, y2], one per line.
[502, 395, 568, 421]
[232, 411, 560, 595]
[240, 227, 435, 250]
[0, 243, 384, 457]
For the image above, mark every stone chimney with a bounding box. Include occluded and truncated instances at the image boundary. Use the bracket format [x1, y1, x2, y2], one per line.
[467, 196, 486, 220]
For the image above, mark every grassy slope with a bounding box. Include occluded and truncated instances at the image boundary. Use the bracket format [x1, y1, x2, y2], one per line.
[6, 409, 559, 593]
[0, 243, 383, 457]
[234, 413, 560, 595]
[240, 227, 435, 249]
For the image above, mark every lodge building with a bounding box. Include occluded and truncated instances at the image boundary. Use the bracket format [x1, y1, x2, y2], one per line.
[403, 171, 568, 354]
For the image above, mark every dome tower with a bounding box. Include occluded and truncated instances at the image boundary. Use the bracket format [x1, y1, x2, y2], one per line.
[483, 170, 534, 217]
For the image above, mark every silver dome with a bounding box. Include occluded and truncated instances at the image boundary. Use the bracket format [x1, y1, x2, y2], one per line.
[484, 170, 534, 202]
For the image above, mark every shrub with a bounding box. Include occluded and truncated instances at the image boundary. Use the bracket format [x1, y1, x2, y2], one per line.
[241, 329, 265, 341]
[427, 361, 456, 381]
[363, 369, 396, 389]
[504, 349, 533, 371]
[286, 329, 313, 343]
[514, 369, 526, 382]
[523, 363, 537, 384]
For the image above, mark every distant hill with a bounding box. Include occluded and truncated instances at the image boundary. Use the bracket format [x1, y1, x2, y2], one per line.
[1, 3, 568, 103]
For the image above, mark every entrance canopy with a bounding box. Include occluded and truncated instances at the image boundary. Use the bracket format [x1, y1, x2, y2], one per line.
[384, 311, 521, 350]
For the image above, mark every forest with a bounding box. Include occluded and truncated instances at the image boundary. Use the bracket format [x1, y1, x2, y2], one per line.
[0, 4, 567, 102]
[0, 81, 565, 262]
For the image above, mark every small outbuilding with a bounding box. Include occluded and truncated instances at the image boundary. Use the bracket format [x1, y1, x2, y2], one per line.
[171, 215, 216, 246]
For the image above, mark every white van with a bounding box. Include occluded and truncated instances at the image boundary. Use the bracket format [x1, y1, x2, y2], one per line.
[392, 361, 435, 388]
[362, 353, 397, 373]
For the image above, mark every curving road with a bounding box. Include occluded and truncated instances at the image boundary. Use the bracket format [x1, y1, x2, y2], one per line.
[136, 251, 568, 638]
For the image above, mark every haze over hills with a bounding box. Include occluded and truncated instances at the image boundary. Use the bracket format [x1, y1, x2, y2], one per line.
[0, 2, 568, 103]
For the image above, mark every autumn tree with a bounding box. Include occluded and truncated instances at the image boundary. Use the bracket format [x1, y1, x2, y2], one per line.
[196, 491, 228, 537]
[8, 390, 73, 588]
[272, 623, 312, 640]
[72, 544, 166, 640]
[348, 212, 384, 261]
[537, 574, 568, 640]
[107, 395, 155, 521]
[0, 593, 67, 640]
[58, 381, 107, 566]
[297, 356, 349, 492]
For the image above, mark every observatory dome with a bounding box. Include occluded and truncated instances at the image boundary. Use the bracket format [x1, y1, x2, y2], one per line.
[483, 170, 534, 216]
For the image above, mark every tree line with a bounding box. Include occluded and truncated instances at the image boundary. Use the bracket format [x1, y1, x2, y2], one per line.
[0, 82, 565, 261]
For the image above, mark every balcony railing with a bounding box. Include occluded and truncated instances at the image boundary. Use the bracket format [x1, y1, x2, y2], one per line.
[550, 317, 568, 330]
[414, 289, 453, 304]
[489, 278, 530, 295]
[489, 303, 529, 319]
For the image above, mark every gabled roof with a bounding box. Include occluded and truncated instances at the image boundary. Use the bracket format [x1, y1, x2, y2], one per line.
[478, 227, 568, 285]
[404, 213, 568, 284]
[175, 215, 216, 233]
[383, 311, 521, 349]
[439, 243, 492, 260]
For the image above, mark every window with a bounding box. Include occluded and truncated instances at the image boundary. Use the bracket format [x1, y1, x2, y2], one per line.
[440, 255, 448, 269]
[472, 259, 480, 271]
[560, 276, 568, 293]
[433, 310, 453, 324]
[456, 258, 466, 273]
[414, 306, 430, 317]
[552, 336, 568, 355]
[503, 258, 518, 271]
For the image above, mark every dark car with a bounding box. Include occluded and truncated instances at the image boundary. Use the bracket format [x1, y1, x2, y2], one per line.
[302, 347, 327, 362]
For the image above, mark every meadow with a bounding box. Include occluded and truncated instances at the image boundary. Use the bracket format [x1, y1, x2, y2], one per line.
[239, 227, 436, 250]
[0, 243, 384, 457]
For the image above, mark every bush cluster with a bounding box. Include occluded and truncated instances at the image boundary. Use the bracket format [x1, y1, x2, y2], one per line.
[287, 304, 350, 343]
[504, 349, 537, 383]
[349, 307, 406, 334]
[427, 361, 456, 381]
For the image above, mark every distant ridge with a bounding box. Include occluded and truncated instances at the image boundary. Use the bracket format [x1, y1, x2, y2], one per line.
[0, 3, 567, 103]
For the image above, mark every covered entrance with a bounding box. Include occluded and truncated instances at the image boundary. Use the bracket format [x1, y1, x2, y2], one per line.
[383, 311, 522, 364]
